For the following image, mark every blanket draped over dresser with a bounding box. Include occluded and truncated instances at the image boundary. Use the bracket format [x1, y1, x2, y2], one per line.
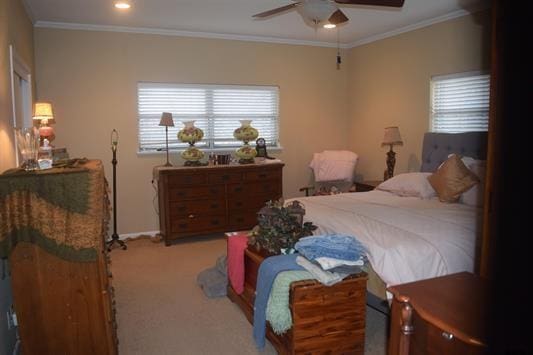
[0, 160, 109, 262]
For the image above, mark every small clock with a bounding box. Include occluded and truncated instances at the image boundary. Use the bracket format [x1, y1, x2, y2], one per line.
[255, 137, 274, 159]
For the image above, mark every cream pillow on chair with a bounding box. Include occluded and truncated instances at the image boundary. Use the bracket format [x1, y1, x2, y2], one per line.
[428, 154, 480, 203]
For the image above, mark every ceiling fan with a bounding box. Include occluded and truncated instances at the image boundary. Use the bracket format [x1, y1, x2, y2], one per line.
[253, 0, 405, 27]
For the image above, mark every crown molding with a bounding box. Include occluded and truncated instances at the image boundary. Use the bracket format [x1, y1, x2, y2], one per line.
[347, 8, 483, 48]
[21, 0, 36, 24]
[34, 21, 351, 49]
[34, 4, 489, 50]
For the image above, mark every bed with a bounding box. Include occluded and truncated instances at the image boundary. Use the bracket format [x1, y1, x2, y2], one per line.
[289, 132, 488, 306]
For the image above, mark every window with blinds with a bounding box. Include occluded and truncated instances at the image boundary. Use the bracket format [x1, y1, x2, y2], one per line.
[430, 72, 490, 133]
[138, 83, 279, 151]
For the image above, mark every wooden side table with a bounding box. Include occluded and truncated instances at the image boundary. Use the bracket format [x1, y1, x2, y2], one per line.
[387, 272, 488, 355]
[355, 180, 382, 192]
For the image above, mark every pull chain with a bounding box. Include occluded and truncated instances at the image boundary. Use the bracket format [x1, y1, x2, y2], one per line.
[336, 28, 341, 70]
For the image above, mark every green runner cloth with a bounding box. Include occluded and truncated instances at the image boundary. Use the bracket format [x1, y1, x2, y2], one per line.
[0, 160, 109, 262]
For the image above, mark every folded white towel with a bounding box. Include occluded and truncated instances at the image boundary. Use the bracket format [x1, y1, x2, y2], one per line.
[315, 256, 364, 270]
[295, 256, 347, 286]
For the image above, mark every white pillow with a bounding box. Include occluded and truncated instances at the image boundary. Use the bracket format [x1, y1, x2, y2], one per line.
[460, 161, 486, 207]
[376, 172, 436, 199]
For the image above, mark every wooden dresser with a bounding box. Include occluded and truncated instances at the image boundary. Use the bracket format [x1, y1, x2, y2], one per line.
[0, 160, 118, 355]
[388, 272, 488, 355]
[227, 246, 368, 354]
[156, 163, 283, 245]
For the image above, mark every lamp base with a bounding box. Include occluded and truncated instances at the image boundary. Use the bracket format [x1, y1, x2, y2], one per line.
[163, 161, 173, 167]
[184, 160, 208, 167]
[238, 158, 254, 164]
[107, 232, 127, 251]
[385, 147, 396, 180]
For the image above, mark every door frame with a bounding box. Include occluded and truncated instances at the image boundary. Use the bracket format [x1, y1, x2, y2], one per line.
[9, 44, 33, 167]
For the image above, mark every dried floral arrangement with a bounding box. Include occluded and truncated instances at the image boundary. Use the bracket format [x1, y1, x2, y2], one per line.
[248, 199, 317, 255]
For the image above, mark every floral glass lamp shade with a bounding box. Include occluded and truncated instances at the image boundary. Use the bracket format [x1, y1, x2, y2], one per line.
[177, 120, 205, 166]
[233, 120, 259, 164]
[33, 102, 55, 144]
[159, 112, 174, 167]
[382, 126, 403, 180]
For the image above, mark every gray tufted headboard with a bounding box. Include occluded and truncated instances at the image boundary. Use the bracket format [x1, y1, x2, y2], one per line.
[420, 132, 488, 172]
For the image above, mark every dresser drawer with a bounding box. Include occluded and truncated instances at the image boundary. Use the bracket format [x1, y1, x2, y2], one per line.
[227, 182, 282, 197]
[227, 183, 249, 195]
[168, 185, 224, 200]
[244, 169, 282, 181]
[167, 173, 207, 186]
[248, 181, 282, 196]
[229, 212, 258, 229]
[171, 215, 227, 233]
[228, 195, 273, 212]
[207, 171, 242, 184]
[170, 199, 226, 216]
[410, 311, 485, 355]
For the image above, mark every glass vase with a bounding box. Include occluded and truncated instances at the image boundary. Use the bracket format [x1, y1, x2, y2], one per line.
[14, 127, 40, 171]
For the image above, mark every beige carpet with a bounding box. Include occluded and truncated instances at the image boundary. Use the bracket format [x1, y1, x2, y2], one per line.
[111, 236, 387, 355]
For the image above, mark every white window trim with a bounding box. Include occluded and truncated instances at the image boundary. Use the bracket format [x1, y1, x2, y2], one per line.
[429, 70, 490, 133]
[136, 82, 281, 154]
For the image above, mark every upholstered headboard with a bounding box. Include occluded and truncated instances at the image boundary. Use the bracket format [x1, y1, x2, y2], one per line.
[420, 132, 488, 172]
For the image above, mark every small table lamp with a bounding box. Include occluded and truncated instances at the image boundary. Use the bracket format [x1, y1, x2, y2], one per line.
[33, 102, 55, 145]
[159, 112, 174, 167]
[382, 126, 403, 180]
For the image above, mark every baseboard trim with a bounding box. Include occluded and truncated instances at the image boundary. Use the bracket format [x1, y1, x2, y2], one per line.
[117, 230, 160, 241]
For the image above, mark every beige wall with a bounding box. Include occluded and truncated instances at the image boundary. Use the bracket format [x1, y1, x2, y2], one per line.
[0, 0, 34, 172]
[347, 12, 490, 181]
[34, 28, 350, 234]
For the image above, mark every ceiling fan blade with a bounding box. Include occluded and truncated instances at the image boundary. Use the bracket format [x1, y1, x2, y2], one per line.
[253, 3, 299, 18]
[329, 9, 349, 25]
[334, 0, 405, 7]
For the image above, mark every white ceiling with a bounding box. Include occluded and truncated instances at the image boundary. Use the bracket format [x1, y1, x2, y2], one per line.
[25, 0, 487, 47]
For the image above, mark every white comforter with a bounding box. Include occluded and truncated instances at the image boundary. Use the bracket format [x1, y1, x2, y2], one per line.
[288, 191, 481, 288]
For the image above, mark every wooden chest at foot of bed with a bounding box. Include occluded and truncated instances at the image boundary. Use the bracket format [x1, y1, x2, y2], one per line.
[227, 247, 368, 355]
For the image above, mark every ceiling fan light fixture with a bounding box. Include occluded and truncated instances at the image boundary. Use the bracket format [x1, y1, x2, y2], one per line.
[298, 0, 337, 24]
[114, 1, 131, 10]
[323, 23, 336, 29]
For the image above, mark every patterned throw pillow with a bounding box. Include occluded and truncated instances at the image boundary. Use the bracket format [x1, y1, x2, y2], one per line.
[428, 154, 480, 203]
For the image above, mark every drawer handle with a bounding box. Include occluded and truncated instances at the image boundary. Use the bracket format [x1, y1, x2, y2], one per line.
[258, 173, 267, 178]
[234, 187, 243, 192]
[211, 220, 220, 225]
[178, 223, 187, 228]
[222, 175, 229, 181]
[441, 332, 454, 341]
[236, 217, 244, 222]
[210, 203, 219, 208]
[188, 214, 195, 219]
[178, 206, 186, 211]
[210, 188, 218, 194]
[177, 191, 186, 197]
[236, 201, 243, 207]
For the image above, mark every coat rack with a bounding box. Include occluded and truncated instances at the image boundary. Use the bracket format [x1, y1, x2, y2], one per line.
[107, 129, 127, 251]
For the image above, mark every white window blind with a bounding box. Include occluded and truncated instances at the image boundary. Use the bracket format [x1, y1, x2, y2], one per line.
[138, 83, 279, 151]
[430, 73, 490, 133]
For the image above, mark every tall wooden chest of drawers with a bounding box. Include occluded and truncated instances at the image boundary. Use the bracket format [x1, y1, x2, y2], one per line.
[0, 160, 118, 355]
[156, 163, 284, 245]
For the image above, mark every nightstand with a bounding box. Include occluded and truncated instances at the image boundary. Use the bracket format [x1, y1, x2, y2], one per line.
[354, 180, 382, 192]
[388, 272, 488, 355]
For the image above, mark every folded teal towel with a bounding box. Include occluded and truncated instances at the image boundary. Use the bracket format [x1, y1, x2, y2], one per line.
[266, 270, 313, 334]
